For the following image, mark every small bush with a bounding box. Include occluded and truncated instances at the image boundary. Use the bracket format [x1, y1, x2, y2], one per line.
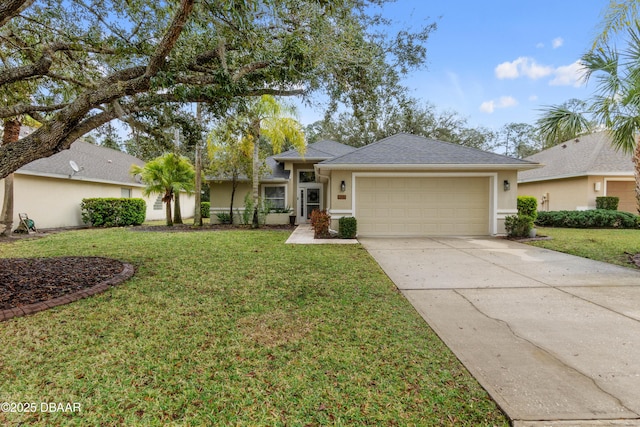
[596, 196, 619, 210]
[81, 198, 146, 227]
[216, 212, 231, 224]
[504, 214, 533, 238]
[200, 202, 211, 218]
[536, 209, 639, 229]
[338, 217, 357, 238]
[517, 196, 538, 221]
[310, 209, 331, 238]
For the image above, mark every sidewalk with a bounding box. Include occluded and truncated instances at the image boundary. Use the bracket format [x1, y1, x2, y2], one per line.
[285, 224, 359, 244]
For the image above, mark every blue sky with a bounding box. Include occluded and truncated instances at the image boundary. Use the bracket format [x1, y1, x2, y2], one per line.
[297, 0, 610, 131]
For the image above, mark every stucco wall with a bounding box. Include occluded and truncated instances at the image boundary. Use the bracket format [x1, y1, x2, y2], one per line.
[518, 175, 636, 213]
[0, 174, 195, 230]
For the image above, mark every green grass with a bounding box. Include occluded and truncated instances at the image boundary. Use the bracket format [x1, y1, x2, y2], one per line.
[0, 228, 508, 426]
[527, 227, 640, 268]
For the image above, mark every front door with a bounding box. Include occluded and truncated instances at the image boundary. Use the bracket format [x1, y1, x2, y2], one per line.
[298, 186, 322, 224]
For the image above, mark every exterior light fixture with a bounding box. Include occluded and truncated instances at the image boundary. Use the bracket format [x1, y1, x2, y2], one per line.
[340, 180, 346, 192]
[503, 180, 510, 191]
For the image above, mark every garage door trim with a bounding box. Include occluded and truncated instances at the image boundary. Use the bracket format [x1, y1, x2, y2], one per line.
[352, 172, 497, 235]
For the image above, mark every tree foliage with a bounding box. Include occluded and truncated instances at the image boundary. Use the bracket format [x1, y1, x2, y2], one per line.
[537, 19, 640, 213]
[130, 153, 195, 226]
[0, 0, 435, 179]
[306, 99, 496, 151]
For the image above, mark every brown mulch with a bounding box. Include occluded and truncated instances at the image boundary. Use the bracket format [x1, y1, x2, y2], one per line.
[0, 257, 125, 310]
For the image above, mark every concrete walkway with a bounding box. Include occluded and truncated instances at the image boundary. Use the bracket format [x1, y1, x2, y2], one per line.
[359, 236, 640, 427]
[285, 224, 359, 244]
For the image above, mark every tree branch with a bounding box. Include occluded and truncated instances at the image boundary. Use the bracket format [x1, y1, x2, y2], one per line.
[0, 103, 69, 119]
[0, 0, 34, 28]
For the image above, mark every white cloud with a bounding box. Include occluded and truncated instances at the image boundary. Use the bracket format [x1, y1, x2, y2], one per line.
[479, 100, 495, 113]
[529, 94, 538, 101]
[549, 60, 587, 87]
[552, 37, 564, 49]
[495, 57, 554, 80]
[479, 96, 518, 114]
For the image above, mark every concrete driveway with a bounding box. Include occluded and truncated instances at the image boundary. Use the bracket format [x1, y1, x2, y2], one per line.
[359, 236, 640, 427]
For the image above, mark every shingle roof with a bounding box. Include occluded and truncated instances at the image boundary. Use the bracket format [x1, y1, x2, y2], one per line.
[518, 132, 633, 182]
[273, 140, 357, 161]
[17, 140, 145, 185]
[321, 133, 537, 166]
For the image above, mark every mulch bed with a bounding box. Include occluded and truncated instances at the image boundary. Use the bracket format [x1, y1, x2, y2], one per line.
[0, 257, 126, 310]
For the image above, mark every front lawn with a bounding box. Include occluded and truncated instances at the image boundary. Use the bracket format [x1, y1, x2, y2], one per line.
[0, 228, 507, 426]
[527, 227, 640, 268]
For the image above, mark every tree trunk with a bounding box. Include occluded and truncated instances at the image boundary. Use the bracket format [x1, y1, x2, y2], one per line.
[251, 127, 260, 229]
[164, 190, 173, 226]
[193, 104, 203, 226]
[1, 118, 21, 236]
[229, 177, 238, 225]
[634, 139, 640, 215]
[173, 190, 183, 224]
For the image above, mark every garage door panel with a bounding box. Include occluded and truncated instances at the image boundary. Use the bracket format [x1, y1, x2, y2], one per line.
[356, 176, 490, 236]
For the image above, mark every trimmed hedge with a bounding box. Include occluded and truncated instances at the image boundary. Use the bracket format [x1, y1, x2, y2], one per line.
[338, 217, 357, 238]
[536, 209, 639, 229]
[595, 196, 619, 210]
[81, 198, 146, 227]
[517, 196, 538, 221]
[310, 209, 330, 238]
[505, 215, 533, 238]
[200, 202, 211, 219]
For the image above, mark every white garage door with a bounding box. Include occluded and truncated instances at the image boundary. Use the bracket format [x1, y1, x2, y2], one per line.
[355, 176, 490, 236]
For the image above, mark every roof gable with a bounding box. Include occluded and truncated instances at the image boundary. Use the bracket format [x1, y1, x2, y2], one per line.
[518, 132, 633, 182]
[18, 140, 145, 185]
[273, 139, 356, 161]
[321, 133, 537, 166]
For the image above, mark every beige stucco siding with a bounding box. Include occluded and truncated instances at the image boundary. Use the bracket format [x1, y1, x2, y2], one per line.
[0, 174, 194, 230]
[518, 175, 636, 213]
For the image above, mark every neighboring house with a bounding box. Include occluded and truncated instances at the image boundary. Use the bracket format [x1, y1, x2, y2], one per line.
[518, 132, 636, 214]
[0, 140, 195, 230]
[209, 133, 538, 236]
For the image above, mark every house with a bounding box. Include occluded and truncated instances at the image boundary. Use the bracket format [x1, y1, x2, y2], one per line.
[209, 133, 539, 236]
[518, 132, 636, 213]
[0, 139, 195, 230]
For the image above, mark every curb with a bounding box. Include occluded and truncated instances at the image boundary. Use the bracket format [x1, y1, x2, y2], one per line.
[0, 262, 135, 322]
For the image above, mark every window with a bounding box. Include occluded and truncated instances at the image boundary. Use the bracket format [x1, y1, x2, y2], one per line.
[264, 186, 286, 210]
[153, 194, 163, 210]
[299, 171, 316, 183]
[121, 188, 132, 198]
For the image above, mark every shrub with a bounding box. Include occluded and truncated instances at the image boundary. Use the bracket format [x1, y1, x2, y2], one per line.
[200, 202, 211, 218]
[216, 212, 232, 224]
[517, 196, 538, 221]
[536, 209, 639, 229]
[81, 198, 146, 227]
[504, 214, 533, 238]
[310, 209, 331, 238]
[338, 217, 357, 238]
[595, 196, 619, 210]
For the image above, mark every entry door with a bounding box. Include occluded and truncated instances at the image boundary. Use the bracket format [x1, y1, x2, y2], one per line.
[298, 187, 322, 223]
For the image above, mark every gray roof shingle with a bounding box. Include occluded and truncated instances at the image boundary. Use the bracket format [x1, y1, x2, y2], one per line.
[18, 140, 145, 185]
[273, 139, 357, 161]
[518, 132, 633, 182]
[321, 133, 537, 166]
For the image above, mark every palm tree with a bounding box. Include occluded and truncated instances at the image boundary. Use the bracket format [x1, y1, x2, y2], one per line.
[131, 153, 195, 226]
[238, 96, 305, 228]
[537, 23, 640, 213]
